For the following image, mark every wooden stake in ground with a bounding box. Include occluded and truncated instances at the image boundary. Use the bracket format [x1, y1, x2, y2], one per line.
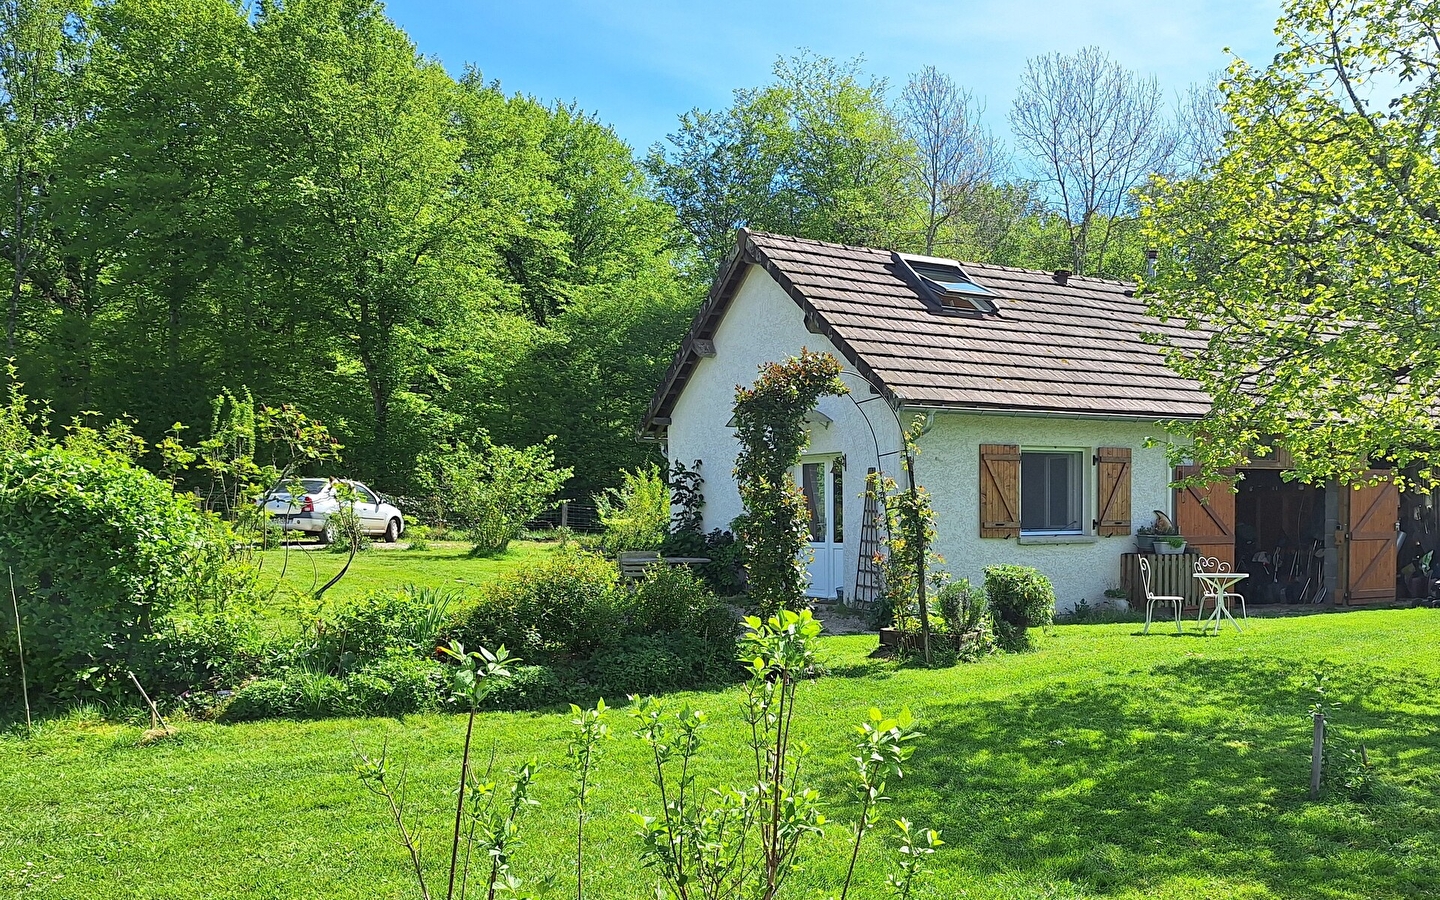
[127, 670, 173, 739]
[1310, 711, 1325, 799]
[9, 568, 30, 733]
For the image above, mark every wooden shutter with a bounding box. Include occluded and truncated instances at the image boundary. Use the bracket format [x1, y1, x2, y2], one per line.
[1344, 473, 1398, 604]
[1095, 447, 1132, 537]
[979, 444, 1020, 538]
[1173, 465, 1236, 569]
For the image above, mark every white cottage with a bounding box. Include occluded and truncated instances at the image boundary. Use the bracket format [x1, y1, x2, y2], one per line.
[639, 230, 1401, 612]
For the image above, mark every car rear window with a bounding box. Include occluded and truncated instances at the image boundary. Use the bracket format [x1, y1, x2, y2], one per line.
[300, 478, 329, 493]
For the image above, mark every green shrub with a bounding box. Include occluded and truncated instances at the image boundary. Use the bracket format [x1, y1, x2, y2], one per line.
[624, 565, 736, 639]
[0, 444, 232, 702]
[313, 588, 453, 672]
[415, 433, 572, 556]
[404, 523, 432, 551]
[450, 548, 620, 657]
[344, 651, 446, 716]
[622, 565, 703, 633]
[221, 671, 348, 721]
[133, 613, 265, 695]
[586, 632, 733, 694]
[476, 663, 566, 711]
[983, 565, 1057, 651]
[595, 464, 670, 552]
[325, 503, 371, 553]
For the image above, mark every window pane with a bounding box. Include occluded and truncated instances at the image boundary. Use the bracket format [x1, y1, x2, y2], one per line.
[1021, 451, 1082, 532]
[802, 463, 826, 542]
[1020, 454, 1049, 529]
[1048, 456, 1070, 527]
[832, 461, 844, 544]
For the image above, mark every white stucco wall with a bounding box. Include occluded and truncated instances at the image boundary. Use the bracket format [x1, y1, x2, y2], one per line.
[913, 412, 1175, 610]
[664, 265, 1177, 611]
[666, 266, 903, 600]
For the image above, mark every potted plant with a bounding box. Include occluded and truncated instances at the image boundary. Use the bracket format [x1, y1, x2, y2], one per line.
[1154, 535, 1188, 555]
[1136, 511, 1184, 554]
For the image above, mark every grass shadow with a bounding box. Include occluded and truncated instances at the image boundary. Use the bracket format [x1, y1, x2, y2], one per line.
[878, 655, 1440, 898]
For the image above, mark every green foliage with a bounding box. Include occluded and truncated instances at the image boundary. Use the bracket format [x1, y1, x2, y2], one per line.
[343, 652, 447, 718]
[0, 440, 239, 701]
[221, 671, 348, 722]
[659, 526, 745, 596]
[732, 350, 848, 616]
[403, 524, 431, 551]
[1142, 1, 1440, 489]
[840, 707, 923, 900]
[476, 663, 567, 711]
[311, 588, 449, 673]
[631, 611, 938, 900]
[5, 0, 692, 505]
[983, 565, 1057, 651]
[450, 547, 621, 658]
[866, 420, 941, 639]
[416, 432, 572, 556]
[649, 51, 920, 275]
[660, 461, 747, 595]
[619, 564, 727, 635]
[595, 463, 669, 552]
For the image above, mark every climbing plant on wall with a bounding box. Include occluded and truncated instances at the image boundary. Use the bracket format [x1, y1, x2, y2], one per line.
[731, 349, 848, 616]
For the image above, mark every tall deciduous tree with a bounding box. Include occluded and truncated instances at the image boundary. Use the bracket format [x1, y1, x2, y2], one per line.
[251, 0, 538, 481]
[0, 0, 84, 355]
[52, 0, 252, 428]
[898, 65, 1005, 256]
[1011, 46, 1174, 277]
[649, 52, 918, 276]
[1144, 0, 1440, 488]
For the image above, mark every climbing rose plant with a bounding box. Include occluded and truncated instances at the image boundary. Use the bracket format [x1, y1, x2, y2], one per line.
[732, 350, 848, 616]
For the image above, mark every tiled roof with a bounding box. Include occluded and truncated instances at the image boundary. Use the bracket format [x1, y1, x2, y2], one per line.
[642, 230, 1211, 434]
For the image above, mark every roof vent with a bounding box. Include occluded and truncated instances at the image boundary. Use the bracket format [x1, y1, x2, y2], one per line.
[1052, 269, 1070, 286]
[893, 251, 997, 315]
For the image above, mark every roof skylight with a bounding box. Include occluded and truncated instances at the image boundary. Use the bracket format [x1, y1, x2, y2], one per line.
[894, 252, 997, 314]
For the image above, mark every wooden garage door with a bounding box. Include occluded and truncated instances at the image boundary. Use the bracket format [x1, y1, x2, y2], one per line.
[1174, 465, 1235, 569]
[1345, 474, 1398, 604]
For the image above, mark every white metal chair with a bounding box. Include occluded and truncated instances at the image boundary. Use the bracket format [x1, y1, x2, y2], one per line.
[1138, 555, 1184, 635]
[1194, 556, 1247, 622]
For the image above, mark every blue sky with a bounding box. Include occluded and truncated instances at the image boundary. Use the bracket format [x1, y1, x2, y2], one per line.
[380, 1, 1284, 152]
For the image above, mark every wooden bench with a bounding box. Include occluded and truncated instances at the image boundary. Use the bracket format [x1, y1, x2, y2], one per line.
[617, 550, 661, 581]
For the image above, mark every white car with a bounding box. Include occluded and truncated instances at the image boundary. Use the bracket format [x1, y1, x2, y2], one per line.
[260, 477, 406, 543]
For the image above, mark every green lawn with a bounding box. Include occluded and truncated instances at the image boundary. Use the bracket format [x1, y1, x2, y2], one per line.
[3, 609, 1438, 898]
[245, 540, 555, 622]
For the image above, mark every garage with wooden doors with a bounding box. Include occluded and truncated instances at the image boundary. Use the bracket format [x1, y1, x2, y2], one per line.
[1174, 461, 1401, 607]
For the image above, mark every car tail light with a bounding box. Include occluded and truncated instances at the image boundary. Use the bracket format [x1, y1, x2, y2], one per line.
[301, 495, 314, 513]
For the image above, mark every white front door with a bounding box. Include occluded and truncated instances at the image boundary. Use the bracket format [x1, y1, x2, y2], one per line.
[796, 457, 846, 599]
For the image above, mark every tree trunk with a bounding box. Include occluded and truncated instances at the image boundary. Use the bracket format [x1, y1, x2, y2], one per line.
[9, 165, 24, 355]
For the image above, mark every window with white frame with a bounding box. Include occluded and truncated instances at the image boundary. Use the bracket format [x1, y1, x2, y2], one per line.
[1020, 450, 1084, 533]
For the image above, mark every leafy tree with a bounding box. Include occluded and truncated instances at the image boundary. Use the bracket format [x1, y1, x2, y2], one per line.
[0, 0, 86, 355]
[49, 0, 253, 428]
[248, 0, 480, 482]
[1143, 0, 1440, 488]
[415, 432, 571, 555]
[594, 463, 669, 552]
[649, 52, 919, 275]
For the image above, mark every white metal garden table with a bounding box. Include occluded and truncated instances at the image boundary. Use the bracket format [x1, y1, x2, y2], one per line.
[1193, 571, 1247, 635]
